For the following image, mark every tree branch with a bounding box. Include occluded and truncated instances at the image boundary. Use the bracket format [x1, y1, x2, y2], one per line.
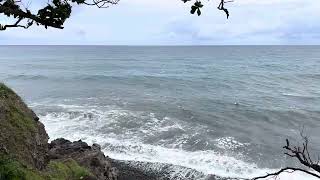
[0, 0, 120, 31]
[283, 137, 320, 173]
[0, 5, 63, 30]
[182, 0, 232, 18]
[217, 0, 230, 19]
[253, 133, 320, 180]
[1, 0, 231, 31]
[252, 167, 320, 180]
[83, 0, 119, 8]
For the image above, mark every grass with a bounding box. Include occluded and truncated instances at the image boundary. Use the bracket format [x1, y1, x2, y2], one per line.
[0, 83, 38, 167]
[0, 83, 94, 180]
[0, 154, 43, 180]
[45, 159, 93, 180]
[0, 83, 15, 99]
[0, 155, 93, 180]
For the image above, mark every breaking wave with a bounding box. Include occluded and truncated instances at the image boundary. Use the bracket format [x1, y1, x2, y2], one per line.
[31, 103, 317, 180]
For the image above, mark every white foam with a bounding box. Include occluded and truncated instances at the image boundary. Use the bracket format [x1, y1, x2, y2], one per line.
[37, 103, 318, 180]
[214, 137, 250, 150]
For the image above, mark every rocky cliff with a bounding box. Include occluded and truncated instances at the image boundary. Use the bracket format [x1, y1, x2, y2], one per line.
[0, 83, 240, 180]
[0, 83, 118, 180]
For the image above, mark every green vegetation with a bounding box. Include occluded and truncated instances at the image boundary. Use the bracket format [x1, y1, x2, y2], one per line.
[5, 98, 37, 134]
[46, 159, 93, 180]
[0, 154, 42, 180]
[0, 83, 94, 180]
[0, 83, 14, 98]
[0, 155, 92, 180]
[0, 83, 38, 167]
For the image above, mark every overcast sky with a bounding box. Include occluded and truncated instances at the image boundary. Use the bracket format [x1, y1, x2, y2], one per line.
[0, 0, 319, 45]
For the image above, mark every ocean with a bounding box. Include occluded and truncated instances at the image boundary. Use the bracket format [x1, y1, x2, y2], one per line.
[0, 46, 320, 179]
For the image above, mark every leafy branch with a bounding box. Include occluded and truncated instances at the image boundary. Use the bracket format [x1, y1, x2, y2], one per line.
[0, 0, 232, 31]
[182, 0, 232, 18]
[0, 0, 119, 30]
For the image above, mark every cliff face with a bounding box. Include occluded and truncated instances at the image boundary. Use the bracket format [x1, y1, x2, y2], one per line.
[0, 83, 49, 170]
[0, 83, 118, 180]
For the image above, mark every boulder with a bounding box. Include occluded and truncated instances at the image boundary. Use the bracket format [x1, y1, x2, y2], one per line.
[49, 138, 118, 180]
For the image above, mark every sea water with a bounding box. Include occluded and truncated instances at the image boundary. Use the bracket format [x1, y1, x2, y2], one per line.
[1, 46, 320, 179]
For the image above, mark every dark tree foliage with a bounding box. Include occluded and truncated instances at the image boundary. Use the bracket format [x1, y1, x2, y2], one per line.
[0, 0, 232, 31]
[0, 0, 120, 30]
[182, 0, 232, 18]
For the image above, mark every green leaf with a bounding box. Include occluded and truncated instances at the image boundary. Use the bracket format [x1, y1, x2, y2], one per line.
[194, 1, 203, 8]
[197, 9, 201, 16]
[190, 6, 197, 14]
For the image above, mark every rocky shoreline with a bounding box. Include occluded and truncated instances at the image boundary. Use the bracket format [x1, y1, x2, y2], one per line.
[0, 83, 243, 180]
[111, 159, 244, 180]
[47, 137, 243, 180]
[0, 83, 120, 180]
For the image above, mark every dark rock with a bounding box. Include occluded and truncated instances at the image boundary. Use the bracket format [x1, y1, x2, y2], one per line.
[111, 160, 160, 180]
[111, 159, 245, 180]
[204, 174, 244, 180]
[49, 138, 118, 180]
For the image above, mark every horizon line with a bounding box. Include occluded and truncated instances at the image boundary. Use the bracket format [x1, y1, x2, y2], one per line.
[0, 44, 320, 46]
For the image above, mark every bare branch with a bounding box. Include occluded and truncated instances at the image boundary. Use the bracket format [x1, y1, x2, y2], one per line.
[217, 0, 230, 19]
[83, 0, 119, 8]
[252, 167, 320, 180]
[0, 15, 34, 30]
[254, 134, 320, 180]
